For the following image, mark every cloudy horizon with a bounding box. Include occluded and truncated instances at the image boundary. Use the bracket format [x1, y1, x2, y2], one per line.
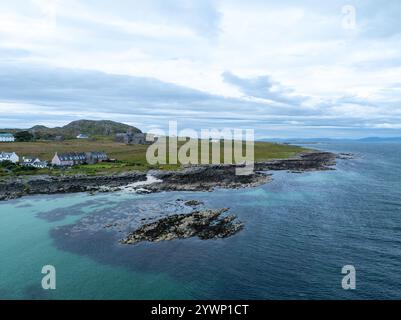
[1, 0, 401, 139]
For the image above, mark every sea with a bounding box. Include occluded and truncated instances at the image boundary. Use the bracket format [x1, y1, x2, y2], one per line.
[1, 141, 401, 299]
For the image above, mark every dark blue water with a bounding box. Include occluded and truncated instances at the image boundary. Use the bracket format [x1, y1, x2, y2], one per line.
[1, 141, 401, 299]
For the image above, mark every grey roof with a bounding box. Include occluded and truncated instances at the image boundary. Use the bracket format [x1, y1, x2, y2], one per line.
[0, 152, 17, 158]
[22, 156, 39, 161]
[0, 133, 14, 137]
[55, 151, 107, 162]
[57, 152, 86, 161]
[87, 151, 108, 158]
[33, 161, 48, 165]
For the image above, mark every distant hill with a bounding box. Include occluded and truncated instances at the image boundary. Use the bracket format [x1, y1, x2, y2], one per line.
[27, 120, 142, 139]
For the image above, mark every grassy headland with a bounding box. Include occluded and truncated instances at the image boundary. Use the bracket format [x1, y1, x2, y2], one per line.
[0, 137, 308, 177]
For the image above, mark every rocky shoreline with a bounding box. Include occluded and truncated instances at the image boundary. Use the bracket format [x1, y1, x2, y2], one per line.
[0, 151, 337, 201]
[0, 172, 147, 201]
[255, 151, 337, 171]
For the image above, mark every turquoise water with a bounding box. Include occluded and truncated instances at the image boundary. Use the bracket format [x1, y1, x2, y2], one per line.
[1, 142, 401, 299]
[0, 193, 189, 299]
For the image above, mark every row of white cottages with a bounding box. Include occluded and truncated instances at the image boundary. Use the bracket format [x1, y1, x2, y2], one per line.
[0, 151, 108, 168]
[0, 133, 15, 142]
[0, 152, 48, 168]
[52, 152, 108, 166]
[0, 133, 89, 142]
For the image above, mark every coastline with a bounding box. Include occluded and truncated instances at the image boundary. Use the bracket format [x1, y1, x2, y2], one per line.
[0, 151, 337, 201]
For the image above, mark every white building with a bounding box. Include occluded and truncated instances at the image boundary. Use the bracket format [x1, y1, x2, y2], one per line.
[76, 134, 89, 139]
[32, 161, 48, 169]
[0, 133, 15, 142]
[0, 152, 19, 163]
[51, 152, 86, 166]
[21, 156, 40, 165]
[21, 156, 48, 168]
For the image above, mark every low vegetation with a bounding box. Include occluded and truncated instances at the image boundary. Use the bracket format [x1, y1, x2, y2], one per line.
[0, 160, 38, 176]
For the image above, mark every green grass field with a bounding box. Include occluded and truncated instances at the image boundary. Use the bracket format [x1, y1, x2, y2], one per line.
[0, 137, 308, 177]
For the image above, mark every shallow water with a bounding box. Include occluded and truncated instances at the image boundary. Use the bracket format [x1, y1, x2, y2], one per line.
[1, 141, 401, 299]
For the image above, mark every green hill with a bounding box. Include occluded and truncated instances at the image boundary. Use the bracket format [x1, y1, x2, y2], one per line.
[28, 120, 141, 139]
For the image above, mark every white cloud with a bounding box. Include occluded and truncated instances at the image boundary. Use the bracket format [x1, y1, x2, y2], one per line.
[1, 0, 401, 137]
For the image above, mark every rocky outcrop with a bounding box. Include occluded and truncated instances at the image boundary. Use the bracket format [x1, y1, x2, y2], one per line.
[0, 172, 147, 201]
[146, 165, 271, 192]
[255, 151, 336, 171]
[184, 200, 204, 207]
[144, 151, 336, 193]
[336, 152, 355, 160]
[120, 208, 243, 245]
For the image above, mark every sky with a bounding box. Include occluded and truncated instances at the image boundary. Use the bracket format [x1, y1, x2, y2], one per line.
[1, 0, 401, 138]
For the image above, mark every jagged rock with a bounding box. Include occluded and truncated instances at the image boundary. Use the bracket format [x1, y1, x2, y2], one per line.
[120, 208, 244, 245]
[184, 200, 204, 206]
[0, 172, 147, 201]
[254, 152, 337, 172]
[147, 165, 272, 192]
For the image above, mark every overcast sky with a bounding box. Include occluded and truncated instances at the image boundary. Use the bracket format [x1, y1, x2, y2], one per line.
[1, 0, 401, 138]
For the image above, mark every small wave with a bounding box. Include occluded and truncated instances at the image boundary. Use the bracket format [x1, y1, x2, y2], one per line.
[119, 174, 162, 193]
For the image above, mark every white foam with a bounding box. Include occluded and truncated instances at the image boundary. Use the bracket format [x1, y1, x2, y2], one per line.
[118, 174, 162, 193]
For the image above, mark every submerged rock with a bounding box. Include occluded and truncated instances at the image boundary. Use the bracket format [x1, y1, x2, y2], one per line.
[120, 208, 243, 245]
[184, 200, 204, 207]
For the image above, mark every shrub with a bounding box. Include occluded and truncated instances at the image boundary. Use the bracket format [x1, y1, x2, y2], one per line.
[0, 160, 17, 170]
[15, 131, 34, 142]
